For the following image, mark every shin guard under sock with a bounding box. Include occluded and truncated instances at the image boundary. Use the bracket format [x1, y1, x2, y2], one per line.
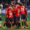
[22, 22, 24, 26]
[12, 24, 14, 26]
[17, 23, 20, 28]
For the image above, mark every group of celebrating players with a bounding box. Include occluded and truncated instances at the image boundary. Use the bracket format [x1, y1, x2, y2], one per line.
[3, 3, 28, 29]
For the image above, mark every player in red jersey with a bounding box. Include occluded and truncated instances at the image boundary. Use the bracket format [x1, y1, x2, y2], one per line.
[12, 5, 16, 26]
[8, 7, 14, 28]
[14, 7, 21, 28]
[19, 6, 25, 26]
[17, 3, 28, 28]
[20, 6, 28, 28]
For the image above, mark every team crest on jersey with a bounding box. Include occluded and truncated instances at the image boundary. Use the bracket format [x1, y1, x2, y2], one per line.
[18, 9, 20, 13]
[9, 11, 12, 17]
[21, 8, 24, 11]
[9, 13, 12, 17]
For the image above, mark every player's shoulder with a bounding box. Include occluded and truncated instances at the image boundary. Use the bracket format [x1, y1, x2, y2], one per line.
[6, 7, 10, 11]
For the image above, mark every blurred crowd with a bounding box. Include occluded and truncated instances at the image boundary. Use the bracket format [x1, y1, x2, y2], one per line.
[0, 0, 30, 9]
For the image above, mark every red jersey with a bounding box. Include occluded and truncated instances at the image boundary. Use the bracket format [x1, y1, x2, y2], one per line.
[20, 6, 25, 14]
[17, 6, 27, 17]
[8, 9, 14, 19]
[15, 8, 20, 17]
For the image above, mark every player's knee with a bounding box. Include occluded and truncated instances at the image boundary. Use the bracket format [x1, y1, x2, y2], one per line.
[22, 20, 23, 22]
[24, 20, 26, 22]
[12, 22, 14, 24]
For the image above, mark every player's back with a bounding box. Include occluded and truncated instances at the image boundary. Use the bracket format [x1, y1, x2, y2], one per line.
[20, 6, 25, 14]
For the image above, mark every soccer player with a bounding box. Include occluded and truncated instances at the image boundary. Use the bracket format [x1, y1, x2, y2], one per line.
[12, 5, 16, 26]
[18, 4, 28, 28]
[14, 6, 21, 28]
[20, 6, 25, 26]
[8, 7, 14, 29]
[20, 6, 28, 28]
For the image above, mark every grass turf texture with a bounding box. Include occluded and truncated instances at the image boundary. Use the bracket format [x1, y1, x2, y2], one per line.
[0, 15, 30, 30]
[0, 20, 30, 30]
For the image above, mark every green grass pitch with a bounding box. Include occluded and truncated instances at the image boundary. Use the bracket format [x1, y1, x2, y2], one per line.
[0, 15, 30, 30]
[0, 20, 30, 30]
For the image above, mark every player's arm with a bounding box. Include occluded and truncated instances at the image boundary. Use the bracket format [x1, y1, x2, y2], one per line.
[25, 8, 28, 17]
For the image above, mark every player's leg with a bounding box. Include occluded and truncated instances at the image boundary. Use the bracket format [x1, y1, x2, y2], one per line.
[25, 17, 28, 27]
[14, 16, 16, 25]
[10, 18, 15, 29]
[21, 15, 24, 26]
[3, 19, 7, 27]
[8, 19, 11, 28]
[21, 14, 28, 28]
[3, 19, 7, 28]
[22, 14, 26, 26]
[14, 16, 16, 28]
[21, 14, 26, 29]
[11, 18, 14, 27]
[16, 17, 21, 28]
[3, 18, 8, 28]
[24, 17, 28, 28]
